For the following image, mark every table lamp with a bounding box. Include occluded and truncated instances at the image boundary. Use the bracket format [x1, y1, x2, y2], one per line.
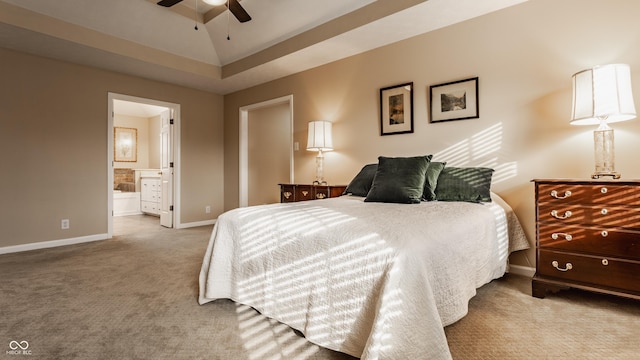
[571, 64, 636, 179]
[307, 121, 333, 185]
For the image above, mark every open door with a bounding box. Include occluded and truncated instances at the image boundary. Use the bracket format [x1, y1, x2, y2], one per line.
[160, 109, 173, 228]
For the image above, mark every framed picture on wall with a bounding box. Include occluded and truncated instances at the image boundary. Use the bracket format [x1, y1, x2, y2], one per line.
[380, 82, 413, 135]
[430, 77, 479, 123]
[114, 127, 137, 162]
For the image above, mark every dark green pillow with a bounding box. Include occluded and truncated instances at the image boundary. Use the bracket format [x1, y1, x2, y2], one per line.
[434, 167, 494, 203]
[343, 163, 377, 196]
[422, 161, 446, 201]
[365, 155, 432, 204]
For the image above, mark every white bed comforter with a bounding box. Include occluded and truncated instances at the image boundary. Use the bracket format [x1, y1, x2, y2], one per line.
[199, 194, 529, 360]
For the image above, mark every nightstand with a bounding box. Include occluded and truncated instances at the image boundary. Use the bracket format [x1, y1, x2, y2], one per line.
[532, 179, 640, 300]
[279, 184, 347, 203]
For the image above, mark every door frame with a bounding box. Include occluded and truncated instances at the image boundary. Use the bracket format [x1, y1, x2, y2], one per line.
[107, 92, 181, 237]
[239, 95, 294, 207]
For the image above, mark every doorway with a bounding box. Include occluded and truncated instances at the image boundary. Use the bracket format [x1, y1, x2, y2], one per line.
[107, 93, 180, 238]
[239, 95, 294, 207]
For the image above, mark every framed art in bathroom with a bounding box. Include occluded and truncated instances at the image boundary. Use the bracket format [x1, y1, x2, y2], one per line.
[114, 127, 137, 162]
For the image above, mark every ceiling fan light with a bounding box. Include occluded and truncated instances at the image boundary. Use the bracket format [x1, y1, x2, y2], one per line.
[203, 0, 227, 6]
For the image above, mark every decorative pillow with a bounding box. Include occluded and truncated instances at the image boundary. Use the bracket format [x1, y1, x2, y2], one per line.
[365, 155, 432, 204]
[434, 167, 494, 203]
[422, 161, 446, 201]
[343, 163, 377, 197]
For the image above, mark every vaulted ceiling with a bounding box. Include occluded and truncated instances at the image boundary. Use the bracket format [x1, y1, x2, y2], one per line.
[0, 0, 526, 94]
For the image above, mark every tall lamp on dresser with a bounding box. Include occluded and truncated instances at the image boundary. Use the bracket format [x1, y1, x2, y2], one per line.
[307, 120, 333, 185]
[532, 64, 639, 300]
[570, 63, 636, 179]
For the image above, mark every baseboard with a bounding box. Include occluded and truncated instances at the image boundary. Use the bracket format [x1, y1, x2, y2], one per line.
[508, 264, 535, 278]
[177, 219, 216, 229]
[0, 234, 109, 255]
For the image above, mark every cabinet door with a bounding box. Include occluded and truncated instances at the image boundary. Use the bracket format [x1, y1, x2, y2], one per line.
[141, 180, 155, 202]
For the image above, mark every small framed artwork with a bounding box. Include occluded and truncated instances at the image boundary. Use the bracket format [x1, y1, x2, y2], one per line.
[380, 82, 413, 135]
[430, 77, 479, 123]
[114, 127, 137, 162]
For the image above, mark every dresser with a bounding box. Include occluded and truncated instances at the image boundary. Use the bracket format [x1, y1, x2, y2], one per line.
[532, 179, 640, 300]
[141, 177, 161, 216]
[279, 184, 347, 203]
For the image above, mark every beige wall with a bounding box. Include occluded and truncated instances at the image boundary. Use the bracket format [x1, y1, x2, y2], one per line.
[0, 48, 224, 248]
[224, 0, 640, 268]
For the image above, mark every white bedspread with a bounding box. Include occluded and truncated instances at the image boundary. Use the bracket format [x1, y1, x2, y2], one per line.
[199, 194, 529, 359]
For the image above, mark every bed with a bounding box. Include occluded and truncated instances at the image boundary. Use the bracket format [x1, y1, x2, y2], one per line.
[199, 160, 529, 360]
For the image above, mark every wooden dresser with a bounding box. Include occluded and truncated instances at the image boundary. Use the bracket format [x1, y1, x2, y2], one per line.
[532, 179, 640, 300]
[279, 184, 347, 203]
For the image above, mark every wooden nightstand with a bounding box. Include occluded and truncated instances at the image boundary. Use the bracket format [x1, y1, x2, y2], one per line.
[279, 184, 347, 203]
[532, 179, 640, 300]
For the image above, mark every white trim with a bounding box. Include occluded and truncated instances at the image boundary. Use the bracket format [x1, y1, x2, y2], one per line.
[107, 93, 181, 235]
[177, 219, 216, 229]
[507, 264, 535, 278]
[239, 95, 294, 207]
[0, 234, 108, 255]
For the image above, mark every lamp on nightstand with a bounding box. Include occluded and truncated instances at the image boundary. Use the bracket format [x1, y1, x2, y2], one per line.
[307, 120, 333, 185]
[571, 63, 636, 179]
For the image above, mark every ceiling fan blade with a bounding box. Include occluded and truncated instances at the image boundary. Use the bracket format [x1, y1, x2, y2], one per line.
[227, 0, 251, 23]
[157, 0, 183, 7]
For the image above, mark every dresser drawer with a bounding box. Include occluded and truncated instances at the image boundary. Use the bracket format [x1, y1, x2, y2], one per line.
[314, 187, 330, 199]
[295, 185, 314, 201]
[537, 183, 640, 206]
[538, 224, 640, 260]
[538, 249, 640, 293]
[538, 203, 640, 229]
[280, 185, 296, 202]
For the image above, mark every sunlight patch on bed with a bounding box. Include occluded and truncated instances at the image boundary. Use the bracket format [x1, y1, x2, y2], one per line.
[488, 203, 510, 263]
[237, 206, 357, 263]
[233, 212, 400, 355]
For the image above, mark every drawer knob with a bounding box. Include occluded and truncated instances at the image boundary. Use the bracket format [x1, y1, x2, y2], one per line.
[552, 260, 573, 272]
[550, 190, 572, 199]
[600, 208, 608, 215]
[551, 232, 573, 241]
[601, 230, 609, 237]
[550, 210, 572, 219]
[601, 187, 608, 194]
[602, 259, 609, 266]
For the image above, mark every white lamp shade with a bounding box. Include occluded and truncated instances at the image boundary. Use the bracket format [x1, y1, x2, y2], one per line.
[307, 121, 333, 151]
[571, 64, 636, 125]
[203, 0, 227, 6]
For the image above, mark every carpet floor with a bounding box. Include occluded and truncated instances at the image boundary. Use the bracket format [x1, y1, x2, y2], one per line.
[1, 215, 638, 359]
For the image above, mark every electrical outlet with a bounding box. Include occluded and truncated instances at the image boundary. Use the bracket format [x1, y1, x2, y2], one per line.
[61, 219, 70, 230]
[205, 206, 211, 214]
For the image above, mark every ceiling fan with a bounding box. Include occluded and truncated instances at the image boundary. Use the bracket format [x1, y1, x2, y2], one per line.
[157, 0, 251, 23]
